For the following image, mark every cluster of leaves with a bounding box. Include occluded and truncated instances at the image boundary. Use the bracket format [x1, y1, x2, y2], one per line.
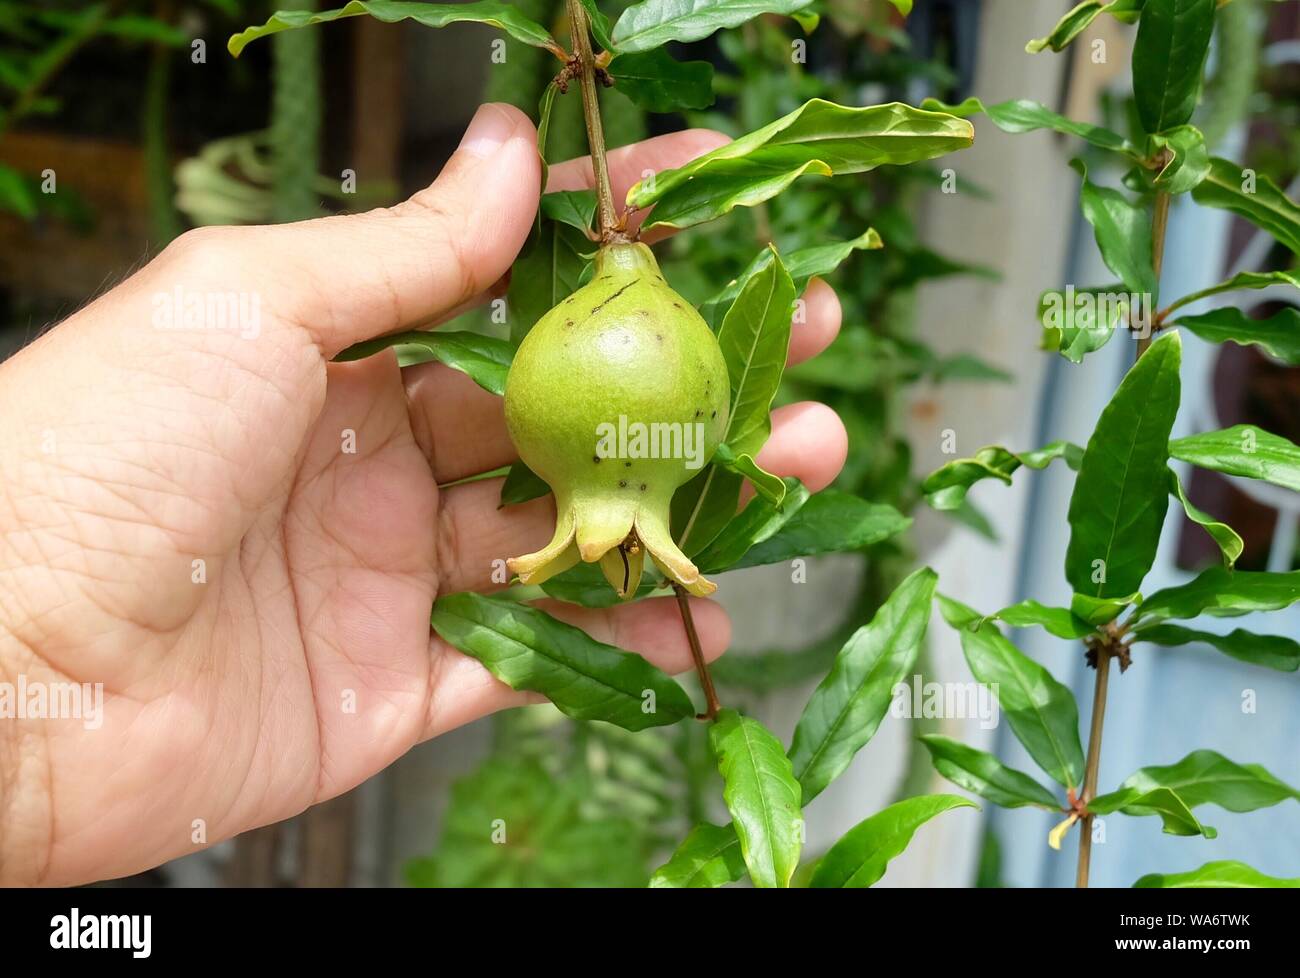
[915, 0, 1300, 888]
[233, 0, 989, 887]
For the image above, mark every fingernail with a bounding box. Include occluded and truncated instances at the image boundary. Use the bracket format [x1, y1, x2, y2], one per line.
[457, 104, 516, 160]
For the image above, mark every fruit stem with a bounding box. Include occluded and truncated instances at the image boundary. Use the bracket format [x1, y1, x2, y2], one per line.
[1075, 644, 1112, 888]
[564, 0, 623, 243]
[673, 584, 722, 721]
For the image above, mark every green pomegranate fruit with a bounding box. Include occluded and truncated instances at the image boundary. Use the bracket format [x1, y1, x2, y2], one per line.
[505, 242, 730, 599]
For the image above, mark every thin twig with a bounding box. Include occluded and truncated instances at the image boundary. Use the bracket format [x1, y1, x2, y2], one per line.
[673, 584, 721, 721]
[564, 0, 621, 242]
[1137, 189, 1172, 359]
[1076, 645, 1112, 888]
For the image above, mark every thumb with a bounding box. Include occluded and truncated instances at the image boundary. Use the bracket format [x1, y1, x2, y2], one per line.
[181, 103, 541, 357]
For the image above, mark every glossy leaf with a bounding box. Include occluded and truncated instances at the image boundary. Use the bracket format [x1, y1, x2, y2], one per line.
[499, 461, 550, 507]
[994, 600, 1096, 640]
[1192, 157, 1300, 256]
[790, 568, 937, 803]
[1131, 0, 1215, 135]
[922, 441, 1083, 511]
[1039, 284, 1128, 363]
[671, 252, 794, 555]
[540, 189, 596, 233]
[709, 709, 803, 888]
[1150, 125, 1210, 194]
[1065, 331, 1181, 607]
[713, 442, 785, 508]
[922, 96, 1139, 159]
[1071, 158, 1158, 297]
[508, 219, 591, 343]
[611, 0, 815, 53]
[920, 735, 1060, 809]
[629, 100, 973, 231]
[607, 50, 714, 113]
[723, 491, 910, 572]
[228, 1, 563, 57]
[1168, 424, 1300, 492]
[1134, 861, 1300, 888]
[430, 592, 694, 730]
[649, 822, 746, 888]
[1169, 468, 1242, 567]
[1134, 566, 1300, 623]
[1133, 623, 1300, 672]
[1026, 0, 1144, 53]
[1088, 785, 1216, 837]
[578, 0, 616, 51]
[809, 795, 977, 888]
[334, 330, 512, 394]
[953, 614, 1086, 791]
[1095, 750, 1299, 823]
[1175, 307, 1300, 366]
[1163, 269, 1300, 316]
[694, 479, 809, 574]
[1071, 591, 1143, 626]
[699, 229, 883, 328]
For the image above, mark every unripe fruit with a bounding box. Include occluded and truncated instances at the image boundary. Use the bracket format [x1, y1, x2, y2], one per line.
[505, 242, 729, 599]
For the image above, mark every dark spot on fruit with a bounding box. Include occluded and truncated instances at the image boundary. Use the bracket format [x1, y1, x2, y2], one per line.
[672, 302, 682, 309]
[593, 455, 601, 463]
[624, 461, 632, 467]
[695, 410, 702, 417]
[711, 410, 717, 418]
[619, 480, 628, 488]
[656, 333, 663, 343]
[639, 483, 647, 491]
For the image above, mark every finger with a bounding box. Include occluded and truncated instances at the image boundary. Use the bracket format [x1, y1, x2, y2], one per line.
[422, 595, 730, 739]
[405, 362, 516, 484]
[158, 103, 542, 357]
[742, 402, 848, 506]
[547, 129, 730, 241]
[788, 278, 841, 366]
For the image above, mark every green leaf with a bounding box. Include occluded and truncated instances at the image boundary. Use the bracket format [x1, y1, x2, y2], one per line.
[921, 441, 1082, 511]
[809, 795, 977, 888]
[1150, 125, 1210, 194]
[699, 229, 882, 328]
[1131, 0, 1215, 135]
[994, 600, 1096, 640]
[1064, 331, 1181, 607]
[430, 592, 694, 730]
[671, 250, 795, 555]
[1134, 566, 1300, 623]
[709, 709, 803, 888]
[1095, 750, 1299, 822]
[790, 568, 937, 803]
[334, 330, 513, 394]
[611, 0, 815, 53]
[578, 0, 616, 51]
[1192, 157, 1300, 256]
[540, 190, 597, 233]
[1039, 284, 1128, 363]
[1088, 786, 1216, 837]
[228, 1, 563, 57]
[1071, 591, 1143, 626]
[712, 443, 785, 508]
[629, 100, 973, 231]
[693, 479, 809, 574]
[649, 823, 746, 888]
[920, 735, 1060, 809]
[1168, 467, 1242, 567]
[508, 219, 591, 343]
[607, 49, 715, 113]
[952, 614, 1086, 791]
[1134, 860, 1300, 888]
[0, 163, 38, 220]
[1175, 307, 1300, 365]
[886, 0, 913, 15]
[1133, 623, 1300, 672]
[921, 97, 1139, 159]
[1168, 424, 1300, 492]
[1163, 269, 1300, 317]
[1026, 0, 1144, 53]
[1071, 158, 1158, 297]
[536, 81, 559, 194]
[499, 461, 550, 507]
[721, 492, 909, 571]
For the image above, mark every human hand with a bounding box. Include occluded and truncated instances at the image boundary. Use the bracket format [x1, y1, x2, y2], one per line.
[0, 103, 847, 885]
